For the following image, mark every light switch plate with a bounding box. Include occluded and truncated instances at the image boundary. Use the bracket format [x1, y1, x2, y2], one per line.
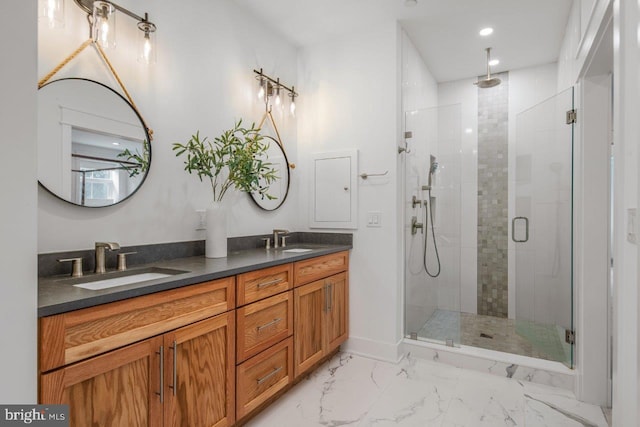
[367, 211, 382, 227]
[627, 208, 637, 244]
[196, 209, 206, 230]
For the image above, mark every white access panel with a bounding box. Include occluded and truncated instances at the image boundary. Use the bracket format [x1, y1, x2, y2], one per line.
[310, 150, 358, 229]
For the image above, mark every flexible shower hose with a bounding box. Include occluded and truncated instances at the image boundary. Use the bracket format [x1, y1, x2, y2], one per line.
[423, 187, 441, 278]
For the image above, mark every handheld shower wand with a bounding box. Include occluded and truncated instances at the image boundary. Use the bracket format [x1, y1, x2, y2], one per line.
[423, 156, 441, 278]
[423, 156, 439, 191]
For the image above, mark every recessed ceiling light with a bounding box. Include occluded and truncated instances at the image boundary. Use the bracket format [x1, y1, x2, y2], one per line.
[112, 142, 120, 146]
[488, 59, 500, 66]
[404, 0, 418, 7]
[465, 128, 473, 134]
[479, 27, 494, 36]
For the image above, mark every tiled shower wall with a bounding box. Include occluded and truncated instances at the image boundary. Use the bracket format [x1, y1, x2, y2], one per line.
[477, 72, 509, 317]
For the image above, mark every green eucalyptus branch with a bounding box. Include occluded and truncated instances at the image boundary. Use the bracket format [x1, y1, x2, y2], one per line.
[117, 139, 150, 178]
[172, 120, 279, 204]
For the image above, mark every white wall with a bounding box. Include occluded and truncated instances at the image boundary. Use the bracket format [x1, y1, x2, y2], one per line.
[38, 0, 300, 253]
[557, 0, 612, 90]
[297, 22, 403, 361]
[0, 1, 38, 402]
[612, 0, 640, 424]
[576, 73, 611, 406]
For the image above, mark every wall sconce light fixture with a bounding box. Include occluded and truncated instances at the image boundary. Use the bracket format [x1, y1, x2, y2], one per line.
[73, 0, 157, 63]
[254, 68, 298, 116]
[39, 0, 65, 29]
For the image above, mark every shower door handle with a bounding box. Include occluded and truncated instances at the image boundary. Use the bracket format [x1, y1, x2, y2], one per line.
[512, 217, 529, 243]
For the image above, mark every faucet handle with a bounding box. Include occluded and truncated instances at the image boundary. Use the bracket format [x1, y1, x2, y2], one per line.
[281, 235, 289, 248]
[117, 252, 137, 271]
[261, 237, 271, 250]
[58, 258, 83, 277]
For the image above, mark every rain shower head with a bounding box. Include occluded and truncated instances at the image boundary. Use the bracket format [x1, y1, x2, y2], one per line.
[474, 47, 501, 88]
[476, 78, 501, 88]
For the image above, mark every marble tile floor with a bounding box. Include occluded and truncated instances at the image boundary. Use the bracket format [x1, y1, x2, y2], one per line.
[247, 352, 610, 427]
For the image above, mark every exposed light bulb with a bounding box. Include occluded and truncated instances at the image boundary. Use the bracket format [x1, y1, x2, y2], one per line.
[92, 1, 116, 49]
[100, 21, 110, 44]
[257, 78, 265, 99]
[488, 59, 500, 66]
[290, 100, 296, 116]
[275, 90, 281, 106]
[144, 37, 152, 58]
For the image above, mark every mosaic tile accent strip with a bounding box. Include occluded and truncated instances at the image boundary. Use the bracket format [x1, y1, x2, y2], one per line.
[477, 72, 509, 317]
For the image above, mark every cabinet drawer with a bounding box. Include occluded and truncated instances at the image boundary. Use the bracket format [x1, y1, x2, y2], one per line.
[39, 277, 235, 372]
[237, 263, 293, 306]
[294, 251, 349, 286]
[236, 291, 293, 363]
[236, 337, 293, 420]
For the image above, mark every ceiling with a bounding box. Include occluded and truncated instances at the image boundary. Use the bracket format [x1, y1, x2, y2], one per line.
[234, 0, 573, 82]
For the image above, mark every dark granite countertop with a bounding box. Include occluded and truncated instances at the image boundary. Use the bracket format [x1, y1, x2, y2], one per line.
[38, 243, 351, 317]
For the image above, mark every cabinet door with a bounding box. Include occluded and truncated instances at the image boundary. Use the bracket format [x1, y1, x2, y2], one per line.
[164, 312, 235, 427]
[294, 280, 326, 378]
[326, 272, 349, 352]
[40, 336, 163, 427]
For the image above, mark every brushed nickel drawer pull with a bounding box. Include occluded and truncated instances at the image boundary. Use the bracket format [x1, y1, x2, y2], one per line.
[257, 278, 283, 289]
[156, 345, 164, 403]
[257, 318, 282, 332]
[256, 366, 283, 385]
[169, 340, 177, 396]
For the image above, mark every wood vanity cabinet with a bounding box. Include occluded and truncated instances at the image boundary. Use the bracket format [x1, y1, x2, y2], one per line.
[293, 252, 349, 378]
[39, 250, 349, 426]
[39, 277, 236, 427]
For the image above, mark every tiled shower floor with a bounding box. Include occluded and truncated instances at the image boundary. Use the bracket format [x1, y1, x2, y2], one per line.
[418, 310, 571, 363]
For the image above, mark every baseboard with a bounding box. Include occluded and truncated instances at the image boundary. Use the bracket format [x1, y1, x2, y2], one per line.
[342, 336, 403, 363]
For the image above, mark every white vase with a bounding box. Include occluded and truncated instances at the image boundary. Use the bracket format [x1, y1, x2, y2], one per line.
[206, 202, 227, 258]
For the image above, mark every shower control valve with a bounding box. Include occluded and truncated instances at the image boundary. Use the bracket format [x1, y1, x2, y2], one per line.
[411, 216, 423, 235]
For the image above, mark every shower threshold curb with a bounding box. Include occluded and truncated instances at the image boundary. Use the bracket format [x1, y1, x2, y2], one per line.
[402, 338, 575, 393]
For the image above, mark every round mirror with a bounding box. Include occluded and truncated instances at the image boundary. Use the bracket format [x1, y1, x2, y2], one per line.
[38, 78, 151, 207]
[250, 136, 290, 211]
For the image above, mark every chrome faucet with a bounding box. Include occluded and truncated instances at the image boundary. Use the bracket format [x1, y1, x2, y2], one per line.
[95, 242, 120, 273]
[272, 229, 289, 249]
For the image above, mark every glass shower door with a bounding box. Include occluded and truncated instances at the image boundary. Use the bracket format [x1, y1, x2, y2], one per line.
[404, 105, 462, 346]
[514, 87, 574, 368]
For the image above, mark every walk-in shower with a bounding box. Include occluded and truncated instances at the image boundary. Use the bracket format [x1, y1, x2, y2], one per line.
[403, 86, 575, 368]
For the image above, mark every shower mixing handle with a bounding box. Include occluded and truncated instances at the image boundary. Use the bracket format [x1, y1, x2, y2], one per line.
[411, 216, 424, 235]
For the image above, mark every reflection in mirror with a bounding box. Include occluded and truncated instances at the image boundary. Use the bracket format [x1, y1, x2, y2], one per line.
[250, 136, 290, 211]
[38, 78, 151, 207]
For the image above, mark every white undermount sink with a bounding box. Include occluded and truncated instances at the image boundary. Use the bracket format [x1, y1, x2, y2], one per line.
[282, 248, 313, 253]
[71, 267, 187, 291]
